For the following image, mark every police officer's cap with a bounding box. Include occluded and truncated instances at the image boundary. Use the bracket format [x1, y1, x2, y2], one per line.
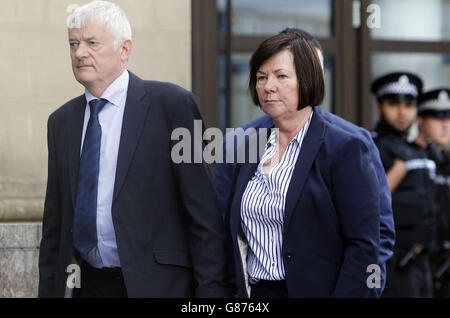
[371, 72, 423, 102]
[418, 88, 450, 118]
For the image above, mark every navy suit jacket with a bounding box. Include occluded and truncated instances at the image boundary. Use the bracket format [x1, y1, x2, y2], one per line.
[39, 72, 230, 298]
[217, 109, 390, 297]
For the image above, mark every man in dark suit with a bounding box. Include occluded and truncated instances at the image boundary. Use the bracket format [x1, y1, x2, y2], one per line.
[38, 0, 229, 298]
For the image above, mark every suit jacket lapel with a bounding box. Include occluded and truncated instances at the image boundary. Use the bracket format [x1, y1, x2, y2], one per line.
[112, 72, 149, 203]
[283, 110, 326, 236]
[67, 95, 87, 208]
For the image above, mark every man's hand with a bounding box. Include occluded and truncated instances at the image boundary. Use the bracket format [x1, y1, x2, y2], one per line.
[386, 159, 407, 193]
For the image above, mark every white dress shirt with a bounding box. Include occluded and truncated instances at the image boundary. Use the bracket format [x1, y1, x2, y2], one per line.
[80, 70, 129, 268]
[240, 111, 313, 282]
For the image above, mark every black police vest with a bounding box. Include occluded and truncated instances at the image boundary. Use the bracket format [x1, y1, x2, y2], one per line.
[434, 151, 450, 243]
[374, 133, 439, 250]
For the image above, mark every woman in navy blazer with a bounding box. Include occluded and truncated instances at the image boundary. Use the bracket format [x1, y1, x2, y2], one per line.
[224, 32, 380, 298]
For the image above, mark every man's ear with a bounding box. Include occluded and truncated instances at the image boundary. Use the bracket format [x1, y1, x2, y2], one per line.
[417, 116, 424, 129]
[120, 39, 133, 62]
[376, 104, 381, 117]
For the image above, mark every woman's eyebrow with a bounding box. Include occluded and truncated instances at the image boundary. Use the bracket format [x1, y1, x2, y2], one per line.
[274, 68, 290, 73]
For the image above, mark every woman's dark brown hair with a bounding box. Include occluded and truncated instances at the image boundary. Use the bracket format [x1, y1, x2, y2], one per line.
[249, 32, 325, 110]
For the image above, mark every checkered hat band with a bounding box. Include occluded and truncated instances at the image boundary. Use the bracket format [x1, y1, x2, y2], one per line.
[377, 82, 418, 98]
[419, 100, 450, 112]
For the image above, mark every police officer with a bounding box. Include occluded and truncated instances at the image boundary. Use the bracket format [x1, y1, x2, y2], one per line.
[416, 88, 450, 297]
[372, 72, 439, 298]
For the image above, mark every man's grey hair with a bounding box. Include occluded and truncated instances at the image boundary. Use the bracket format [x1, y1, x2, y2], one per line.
[67, 0, 132, 51]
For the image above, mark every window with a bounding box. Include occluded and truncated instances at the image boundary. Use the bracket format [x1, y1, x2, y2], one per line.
[192, 0, 450, 131]
[363, 0, 450, 127]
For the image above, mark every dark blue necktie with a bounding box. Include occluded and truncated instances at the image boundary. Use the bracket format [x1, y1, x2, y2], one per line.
[73, 98, 108, 255]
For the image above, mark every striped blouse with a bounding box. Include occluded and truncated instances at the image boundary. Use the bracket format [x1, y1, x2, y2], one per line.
[240, 111, 313, 282]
